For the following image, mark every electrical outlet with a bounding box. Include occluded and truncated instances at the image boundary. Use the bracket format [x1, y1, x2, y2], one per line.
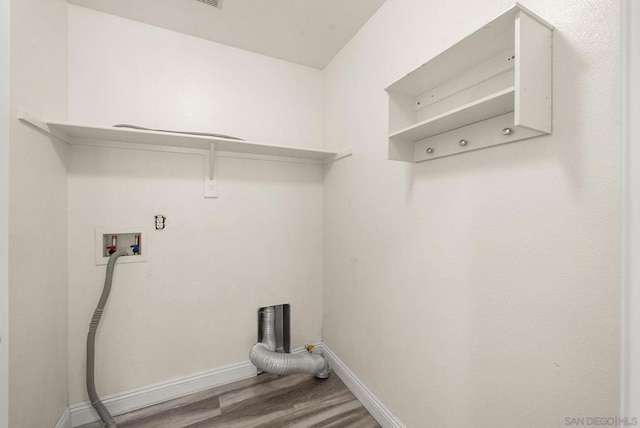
[155, 215, 166, 230]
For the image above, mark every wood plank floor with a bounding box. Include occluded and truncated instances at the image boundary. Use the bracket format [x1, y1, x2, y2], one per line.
[79, 372, 381, 427]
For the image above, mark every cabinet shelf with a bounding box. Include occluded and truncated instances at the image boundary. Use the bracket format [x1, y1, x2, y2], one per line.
[389, 87, 515, 142]
[386, 3, 553, 163]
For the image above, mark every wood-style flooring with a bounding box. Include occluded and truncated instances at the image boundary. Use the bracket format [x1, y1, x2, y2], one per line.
[79, 372, 380, 427]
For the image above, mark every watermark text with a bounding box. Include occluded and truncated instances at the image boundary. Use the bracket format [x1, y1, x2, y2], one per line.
[565, 417, 638, 426]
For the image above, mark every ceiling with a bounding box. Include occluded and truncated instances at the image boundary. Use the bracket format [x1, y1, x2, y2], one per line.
[67, 0, 386, 69]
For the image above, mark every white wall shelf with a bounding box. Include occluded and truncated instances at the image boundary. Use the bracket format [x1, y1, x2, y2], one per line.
[386, 3, 553, 163]
[18, 109, 349, 198]
[389, 87, 515, 142]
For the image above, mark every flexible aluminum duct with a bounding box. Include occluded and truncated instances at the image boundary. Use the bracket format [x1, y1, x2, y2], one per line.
[249, 306, 329, 378]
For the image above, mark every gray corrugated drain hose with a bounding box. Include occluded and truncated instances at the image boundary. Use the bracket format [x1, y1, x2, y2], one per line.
[86, 249, 127, 428]
[249, 306, 329, 378]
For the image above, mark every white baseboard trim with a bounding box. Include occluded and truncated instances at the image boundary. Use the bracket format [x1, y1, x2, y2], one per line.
[53, 406, 71, 428]
[69, 359, 258, 427]
[68, 344, 403, 428]
[319, 343, 406, 428]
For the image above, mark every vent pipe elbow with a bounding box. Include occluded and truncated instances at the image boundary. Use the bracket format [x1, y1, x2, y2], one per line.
[249, 306, 328, 379]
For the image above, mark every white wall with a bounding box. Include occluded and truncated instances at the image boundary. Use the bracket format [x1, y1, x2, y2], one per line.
[622, 0, 640, 418]
[323, 1, 620, 427]
[67, 6, 324, 403]
[68, 5, 323, 148]
[8, 0, 69, 426]
[0, 0, 9, 426]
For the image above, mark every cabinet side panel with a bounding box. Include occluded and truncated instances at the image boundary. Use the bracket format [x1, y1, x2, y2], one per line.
[515, 11, 553, 133]
[388, 92, 416, 134]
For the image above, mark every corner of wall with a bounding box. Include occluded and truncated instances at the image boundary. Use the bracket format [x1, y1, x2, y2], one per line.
[7, 0, 69, 426]
[0, 0, 10, 425]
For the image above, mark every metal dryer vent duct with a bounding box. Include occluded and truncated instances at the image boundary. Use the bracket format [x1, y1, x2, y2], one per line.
[195, 0, 223, 9]
[249, 306, 329, 379]
[258, 304, 290, 355]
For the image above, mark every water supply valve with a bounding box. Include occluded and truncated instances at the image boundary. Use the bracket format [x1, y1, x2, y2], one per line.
[106, 235, 117, 255]
[130, 234, 141, 255]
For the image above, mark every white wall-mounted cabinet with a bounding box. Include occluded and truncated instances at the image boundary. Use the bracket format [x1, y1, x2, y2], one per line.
[386, 3, 553, 162]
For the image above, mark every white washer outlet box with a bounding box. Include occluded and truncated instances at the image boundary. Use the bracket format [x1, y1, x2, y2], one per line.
[95, 227, 148, 265]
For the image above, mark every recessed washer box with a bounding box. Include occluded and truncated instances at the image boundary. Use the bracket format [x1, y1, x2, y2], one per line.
[95, 227, 148, 265]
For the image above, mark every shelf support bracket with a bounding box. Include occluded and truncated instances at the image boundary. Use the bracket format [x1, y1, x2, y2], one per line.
[204, 141, 218, 198]
[17, 108, 69, 142]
